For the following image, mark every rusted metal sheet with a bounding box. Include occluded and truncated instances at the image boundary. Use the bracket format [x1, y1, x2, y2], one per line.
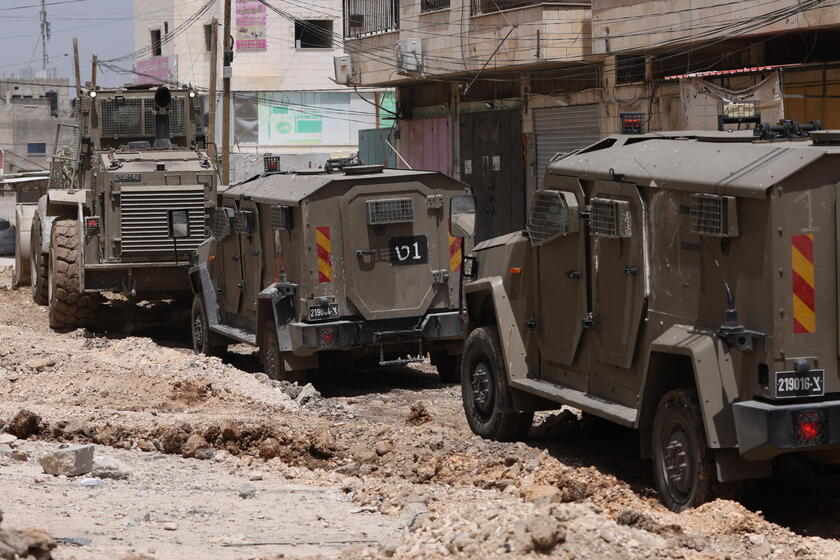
[398, 116, 452, 175]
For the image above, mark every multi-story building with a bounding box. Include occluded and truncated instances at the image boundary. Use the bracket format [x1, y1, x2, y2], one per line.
[342, 0, 840, 239]
[130, 0, 394, 175]
[0, 78, 73, 173]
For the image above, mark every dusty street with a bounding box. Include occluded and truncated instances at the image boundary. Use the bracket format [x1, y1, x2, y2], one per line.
[0, 265, 839, 560]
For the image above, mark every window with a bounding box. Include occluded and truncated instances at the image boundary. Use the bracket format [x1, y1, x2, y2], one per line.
[204, 24, 213, 52]
[27, 143, 47, 156]
[616, 54, 646, 84]
[294, 20, 333, 48]
[343, 0, 399, 38]
[421, 0, 449, 12]
[151, 29, 162, 57]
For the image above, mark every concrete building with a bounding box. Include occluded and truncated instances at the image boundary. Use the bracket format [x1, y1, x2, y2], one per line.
[130, 0, 395, 169]
[342, 0, 840, 239]
[0, 78, 73, 173]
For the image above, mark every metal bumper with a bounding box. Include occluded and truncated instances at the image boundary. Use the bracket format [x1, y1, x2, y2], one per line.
[733, 399, 840, 461]
[291, 311, 464, 352]
[83, 261, 191, 293]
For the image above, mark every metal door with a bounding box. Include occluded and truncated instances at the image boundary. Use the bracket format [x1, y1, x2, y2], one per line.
[219, 199, 243, 317]
[340, 181, 446, 320]
[588, 180, 647, 369]
[398, 116, 452, 174]
[534, 105, 601, 188]
[459, 110, 526, 241]
[240, 200, 262, 320]
[359, 128, 397, 168]
[535, 178, 589, 387]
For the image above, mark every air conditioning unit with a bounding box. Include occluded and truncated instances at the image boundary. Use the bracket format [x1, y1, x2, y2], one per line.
[333, 55, 356, 85]
[396, 38, 423, 74]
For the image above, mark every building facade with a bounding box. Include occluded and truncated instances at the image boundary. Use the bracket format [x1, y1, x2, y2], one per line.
[0, 78, 73, 173]
[342, 0, 840, 239]
[131, 0, 394, 170]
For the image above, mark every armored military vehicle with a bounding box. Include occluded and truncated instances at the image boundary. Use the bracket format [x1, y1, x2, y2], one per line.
[20, 85, 216, 329]
[459, 125, 840, 511]
[189, 161, 473, 382]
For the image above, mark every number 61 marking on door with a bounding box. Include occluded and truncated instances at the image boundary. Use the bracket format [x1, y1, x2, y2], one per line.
[389, 235, 429, 266]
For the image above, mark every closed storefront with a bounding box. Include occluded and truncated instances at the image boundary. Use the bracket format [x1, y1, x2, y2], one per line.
[397, 116, 453, 175]
[534, 105, 601, 188]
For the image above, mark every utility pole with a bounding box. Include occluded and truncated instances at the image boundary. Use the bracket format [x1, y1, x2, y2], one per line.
[72, 38, 81, 97]
[222, 0, 232, 185]
[40, 0, 50, 76]
[91, 55, 98, 90]
[208, 17, 219, 162]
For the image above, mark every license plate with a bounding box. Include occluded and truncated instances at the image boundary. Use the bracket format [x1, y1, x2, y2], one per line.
[308, 303, 340, 321]
[389, 235, 428, 266]
[775, 369, 825, 398]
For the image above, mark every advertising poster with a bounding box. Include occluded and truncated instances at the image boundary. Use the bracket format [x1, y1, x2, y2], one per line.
[236, 0, 267, 50]
[133, 56, 172, 85]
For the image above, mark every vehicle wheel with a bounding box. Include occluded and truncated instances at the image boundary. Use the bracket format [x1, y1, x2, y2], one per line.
[652, 388, 718, 512]
[431, 351, 460, 384]
[191, 294, 227, 357]
[47, 218, 99, 330]
[30, 212, 48, 305]
[461, 326, 533, 441]
[261, 322, 307, 384]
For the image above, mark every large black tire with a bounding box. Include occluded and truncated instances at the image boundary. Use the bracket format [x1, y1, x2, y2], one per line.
[461, 326, 533, 442]
[261, 322, 307, 384]
[431, 351, 460, 384]
[652, 388, 718, 512]
[30, 212, 48, 305]
[191, 294, 227, 357]
[47, 219, 99, 330]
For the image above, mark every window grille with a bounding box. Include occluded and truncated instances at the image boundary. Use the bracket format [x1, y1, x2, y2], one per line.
[690, 194, 738, 237]
[366, 198, 414, 225]
[590, 197, 632, 238]
[527, 190, 579, 245]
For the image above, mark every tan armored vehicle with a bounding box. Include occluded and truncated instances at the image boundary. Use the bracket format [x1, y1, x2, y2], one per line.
[460, 123, 840, 511]
[18, 85, 216, 328]
[189, 161, 472, 382]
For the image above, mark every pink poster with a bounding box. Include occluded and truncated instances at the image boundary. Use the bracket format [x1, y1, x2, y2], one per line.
[236, 0, 267, 50]
[134, 57, 171, 85]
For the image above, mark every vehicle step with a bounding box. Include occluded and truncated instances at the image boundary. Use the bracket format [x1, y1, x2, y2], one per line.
[509, 378, 637, 427]
[210, 324, 256, 346]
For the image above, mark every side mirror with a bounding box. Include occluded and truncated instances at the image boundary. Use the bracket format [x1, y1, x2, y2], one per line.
[450, 194, 476, 238]
[167, 209, 191, 239]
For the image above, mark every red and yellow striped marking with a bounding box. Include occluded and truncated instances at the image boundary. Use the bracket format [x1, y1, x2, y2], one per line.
[792, 234, 815, 334]
[449, 235, 462, 272]
[316, 226, 333, 283]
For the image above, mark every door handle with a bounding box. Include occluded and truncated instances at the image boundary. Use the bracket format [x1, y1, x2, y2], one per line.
[624, 266, 639, 277]
[567, 270, 581, 280]
[356, 249, 376, 257]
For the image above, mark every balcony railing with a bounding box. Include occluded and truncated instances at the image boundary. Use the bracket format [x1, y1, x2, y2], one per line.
[344, 0, 400, 38]
[421, 0, 450, 12]
[470, 0, 587, 16]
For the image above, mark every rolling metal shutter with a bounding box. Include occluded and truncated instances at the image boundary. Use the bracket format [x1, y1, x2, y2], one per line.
[534, 105, 601, 188]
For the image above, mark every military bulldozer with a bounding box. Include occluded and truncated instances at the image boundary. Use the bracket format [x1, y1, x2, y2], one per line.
[16, 85, 216, 329]
[189, 160, 473, 382]
[460, 126, 840, 511]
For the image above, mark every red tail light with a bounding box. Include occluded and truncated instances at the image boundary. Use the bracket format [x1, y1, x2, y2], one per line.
[318, 327, 336, 347]
[796, 410, 825, 446]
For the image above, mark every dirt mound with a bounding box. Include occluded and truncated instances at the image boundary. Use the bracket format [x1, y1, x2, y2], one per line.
[0, 511, 56, 560]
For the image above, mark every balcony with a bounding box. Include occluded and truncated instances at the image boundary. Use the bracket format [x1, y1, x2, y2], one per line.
[471, 0, 587, 16]
[344, 0, 400, 38]
[421, 0, 450, 12]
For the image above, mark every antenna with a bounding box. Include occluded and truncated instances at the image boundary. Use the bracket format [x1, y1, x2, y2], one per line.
[40, 0, 50, 77]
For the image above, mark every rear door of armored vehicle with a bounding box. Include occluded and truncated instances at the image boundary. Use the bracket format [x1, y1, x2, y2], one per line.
[340, 181, 453, 320]
[532, 177, 647, 406]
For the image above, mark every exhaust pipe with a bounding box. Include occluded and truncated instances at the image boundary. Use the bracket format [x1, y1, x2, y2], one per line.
[153, 86, 172, 149]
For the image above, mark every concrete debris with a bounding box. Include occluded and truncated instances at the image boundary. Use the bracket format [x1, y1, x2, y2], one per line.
[0, 434, 16, 446]
[295, 383, 320, 405]
[238, 483, 256, 499]
[80, 477, 104, 487]
[39, 445, 94, 477]
[162, 522, 178, 531]
[248, 471, 263, 481]
[91, 456, 130, 480]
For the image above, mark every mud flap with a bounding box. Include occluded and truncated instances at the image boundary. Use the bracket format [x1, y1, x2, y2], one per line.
[13, 204, 36, 287]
